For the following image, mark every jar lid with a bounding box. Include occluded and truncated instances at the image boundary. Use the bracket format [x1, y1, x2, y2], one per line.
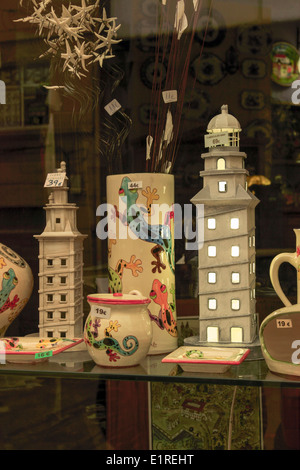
[87, 292, 151, 305]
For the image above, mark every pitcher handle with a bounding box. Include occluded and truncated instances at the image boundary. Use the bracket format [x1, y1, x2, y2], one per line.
[270, 252, 296, 307]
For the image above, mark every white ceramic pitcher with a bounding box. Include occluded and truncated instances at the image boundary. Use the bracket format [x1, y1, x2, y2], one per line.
[270, 228, 300, 306]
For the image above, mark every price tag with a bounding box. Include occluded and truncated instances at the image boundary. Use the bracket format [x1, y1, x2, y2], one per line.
[128, 181, 142, 190]
[34, 350, 53, 360]
[276, 319, 293, 328]
[91, 304, 111, 319]
[162, 90, 178, 103]
[44, 172, 66, 188]
[104, 99, 121, 116]
[204, 132, 230, 148]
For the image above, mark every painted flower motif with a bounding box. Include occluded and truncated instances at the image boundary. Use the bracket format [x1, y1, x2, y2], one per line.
[36, 338, 59, 349]
[297, 246, 300, 257]
[8, 298, 28, 323]
[92, 317, 101, 337]
[109, 319, 121, 332]
[9, 295, 20, 309]
[92, 318, 101, 329]
[2, 337, 21, 350]
[107, 350, 120, 362]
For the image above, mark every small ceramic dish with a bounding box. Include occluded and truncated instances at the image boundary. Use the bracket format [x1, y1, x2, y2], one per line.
[162, 346, 250, 373]
[0, 337, 83, 364]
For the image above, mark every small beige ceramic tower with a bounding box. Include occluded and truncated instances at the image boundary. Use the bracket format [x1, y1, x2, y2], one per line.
[35, 162, 87, 339]
[191, 105, 259, 345]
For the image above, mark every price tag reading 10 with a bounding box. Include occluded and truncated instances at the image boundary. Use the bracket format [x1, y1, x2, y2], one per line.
[44, 172, 66, 188]
[91, 304, 111, 319]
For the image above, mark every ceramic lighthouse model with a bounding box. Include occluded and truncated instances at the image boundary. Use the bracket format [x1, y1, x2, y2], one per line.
[35, 162, 87, 339]
[190, 105, 259, 346]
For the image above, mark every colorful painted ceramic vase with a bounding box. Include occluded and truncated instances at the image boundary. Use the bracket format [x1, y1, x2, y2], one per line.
[84, 291, 152, 367]
[106, 173, 177, 355]
[0, 243, 34, 336]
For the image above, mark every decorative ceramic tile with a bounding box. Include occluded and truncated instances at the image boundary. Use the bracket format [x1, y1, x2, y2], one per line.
[151, 382, 262, 450]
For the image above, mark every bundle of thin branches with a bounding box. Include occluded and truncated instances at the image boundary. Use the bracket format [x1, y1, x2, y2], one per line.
[146, 0, 211, 174]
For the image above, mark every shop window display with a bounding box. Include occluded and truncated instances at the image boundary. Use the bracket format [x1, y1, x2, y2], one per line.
[0, 0, 300, 452]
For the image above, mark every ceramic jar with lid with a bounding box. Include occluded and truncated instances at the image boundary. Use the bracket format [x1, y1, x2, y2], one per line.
[84, 290, 152, 367]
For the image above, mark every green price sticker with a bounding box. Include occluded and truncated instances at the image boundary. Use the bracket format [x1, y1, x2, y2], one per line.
[34, 350, 53, 360]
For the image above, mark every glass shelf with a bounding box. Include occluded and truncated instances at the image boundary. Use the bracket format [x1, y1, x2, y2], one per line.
[1, 346, 300, 388]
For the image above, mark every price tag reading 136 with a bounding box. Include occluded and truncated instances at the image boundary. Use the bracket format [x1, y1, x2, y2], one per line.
[91, 304, 111, 319]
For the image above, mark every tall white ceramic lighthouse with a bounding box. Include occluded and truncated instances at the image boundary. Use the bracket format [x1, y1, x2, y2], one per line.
[191, 105, 259, 345]
[35, 161, 87, 339]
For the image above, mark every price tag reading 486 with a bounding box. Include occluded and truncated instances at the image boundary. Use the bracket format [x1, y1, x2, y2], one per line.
[91, 304, 111, 319]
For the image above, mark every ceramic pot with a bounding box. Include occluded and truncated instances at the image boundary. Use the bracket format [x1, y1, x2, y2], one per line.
[84, 290, 152, 367]
[0, 243, 34, 336]
[259, 304, 300, 377]
[106, 173, 177, 355]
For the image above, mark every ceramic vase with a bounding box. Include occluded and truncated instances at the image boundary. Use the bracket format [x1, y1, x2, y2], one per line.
[84, 291, 152, 367]
[106, 173, 177, 354]
[0, 243, 34, 336]
[260, 229, 300, 376]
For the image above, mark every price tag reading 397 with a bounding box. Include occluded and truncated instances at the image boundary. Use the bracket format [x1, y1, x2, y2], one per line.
[91, 304, 111, 319]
